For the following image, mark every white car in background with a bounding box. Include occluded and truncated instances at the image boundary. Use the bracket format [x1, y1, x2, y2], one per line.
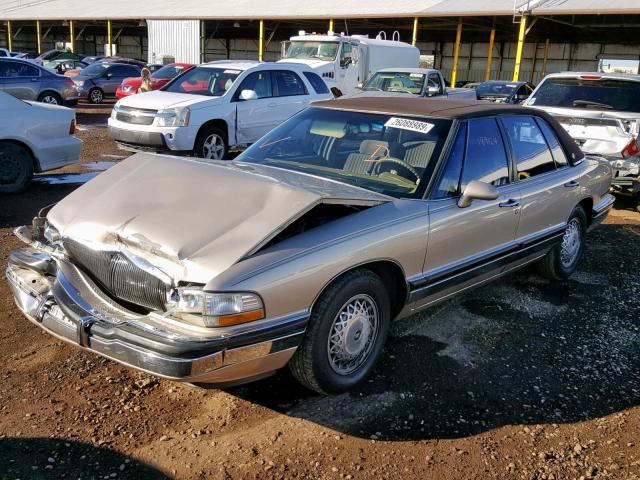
[108, 60, 334, 159]
[0, 91, 82, 194]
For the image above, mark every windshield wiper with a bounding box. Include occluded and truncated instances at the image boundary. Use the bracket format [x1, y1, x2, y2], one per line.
[573, 100, 614, 110]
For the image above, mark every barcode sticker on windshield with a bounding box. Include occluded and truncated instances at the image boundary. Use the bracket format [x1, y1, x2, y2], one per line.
[385, 117, 434, 134]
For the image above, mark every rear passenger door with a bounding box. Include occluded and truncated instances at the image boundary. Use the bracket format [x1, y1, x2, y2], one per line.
[0, 60, 41, 100]
[420, 118, 521, 306]
[499, 115, 580, 242]
[271, 70, 311, 123]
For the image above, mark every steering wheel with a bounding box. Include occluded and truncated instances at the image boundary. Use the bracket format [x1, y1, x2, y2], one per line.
[372, 158, 420, 184]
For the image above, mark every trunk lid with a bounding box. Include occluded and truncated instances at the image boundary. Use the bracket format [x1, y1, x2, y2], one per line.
[48, 153, 389, 284]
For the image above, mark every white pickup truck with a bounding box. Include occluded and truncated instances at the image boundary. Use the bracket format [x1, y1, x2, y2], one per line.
[350, 68, 477, 100]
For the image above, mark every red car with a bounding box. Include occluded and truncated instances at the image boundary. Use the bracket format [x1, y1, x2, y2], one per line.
[115, 63, 195, 98]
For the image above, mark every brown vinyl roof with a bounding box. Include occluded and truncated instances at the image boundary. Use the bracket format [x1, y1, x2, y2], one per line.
[312, 97, 586, 163]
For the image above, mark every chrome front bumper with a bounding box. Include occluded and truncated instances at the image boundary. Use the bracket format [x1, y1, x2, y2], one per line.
[6, 248, 307, 386]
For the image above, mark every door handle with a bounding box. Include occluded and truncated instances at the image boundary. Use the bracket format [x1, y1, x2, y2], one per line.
[499, 199, 520, 208]
[564, 180, 580, 188]
[31, 77, 38, 82]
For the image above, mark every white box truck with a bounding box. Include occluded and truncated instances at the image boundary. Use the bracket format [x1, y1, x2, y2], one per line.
[279, 31, 420, 96]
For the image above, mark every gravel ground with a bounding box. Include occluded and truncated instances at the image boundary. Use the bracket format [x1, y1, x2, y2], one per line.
[0, 106, 639, 480]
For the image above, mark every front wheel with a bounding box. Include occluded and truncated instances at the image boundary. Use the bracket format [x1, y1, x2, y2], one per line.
[289, 269, 391, 395]
[88, 87, 104, 104]
[194, 126, 227, 160]
[537, 205, 587, 280]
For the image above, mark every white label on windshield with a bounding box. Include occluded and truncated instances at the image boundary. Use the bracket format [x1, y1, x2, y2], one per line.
[385, 117, 434, 134]
[409, 73, 423, 78]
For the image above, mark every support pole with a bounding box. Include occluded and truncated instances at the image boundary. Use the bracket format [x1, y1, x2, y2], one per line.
[541, 38, 550, 77]
[484, 28, 495, 81]
[450, 19, 462, 88]
[512, 15, 527, 81]
[258, 19, 264, 62]
[36, 20, 41, 54]
[329, 19, 334, 33]
[69, 20, 74, 52]
[107, 19, 112, 56]
[6, 21, 12, 51]
[411, 17, 418, 46]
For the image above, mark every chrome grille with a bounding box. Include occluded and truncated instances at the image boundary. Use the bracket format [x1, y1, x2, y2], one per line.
[114, 106, 157, 126]
[63, 239, 169, 311]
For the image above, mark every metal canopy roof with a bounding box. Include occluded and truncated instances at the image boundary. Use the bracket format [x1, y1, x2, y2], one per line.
[2, 0, 640, 20]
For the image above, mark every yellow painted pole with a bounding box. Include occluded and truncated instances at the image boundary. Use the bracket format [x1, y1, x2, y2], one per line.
[484, 28, 495, 81]
[258, 19, 264, 62]
[512, 15, 527, 81]
[36, 20, 41, 54]
[69, 20, 74, 52]
[328, 19, 334, 33]
[541, 38, 550, 77]
[450, 20, 462, 88]
[6, 21, 12, 52]
[107, 19, 112, 56]
[411, 17, 418, 46]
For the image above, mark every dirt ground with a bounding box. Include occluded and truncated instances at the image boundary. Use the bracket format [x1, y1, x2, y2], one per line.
[0, 104, 639, 480]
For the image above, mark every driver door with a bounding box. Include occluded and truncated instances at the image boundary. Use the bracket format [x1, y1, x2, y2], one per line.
[234, 71, 277, 145]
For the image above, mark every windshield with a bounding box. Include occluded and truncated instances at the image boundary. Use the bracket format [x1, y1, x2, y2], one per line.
[531, 77, 640, 112]
[363, 72, 425, 94]
[284, 41, 339, 61]
[476, 82, 519, 97]
[162, 66, 240, 96]
[236, 108, 452, 198]
[80, 62, 110, 76]
[152, 64, 191, 80]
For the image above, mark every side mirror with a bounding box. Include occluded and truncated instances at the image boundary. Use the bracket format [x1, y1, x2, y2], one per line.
[457, 180, 499, 208]
[105, 72, 112, 79]
[239, 89, 258, 101]
[427, 85, 440, 97]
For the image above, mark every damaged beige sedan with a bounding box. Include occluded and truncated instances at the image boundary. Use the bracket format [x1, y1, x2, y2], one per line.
[6, 98, 614, 394]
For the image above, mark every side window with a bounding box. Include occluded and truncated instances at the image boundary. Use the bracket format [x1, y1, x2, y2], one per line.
[339, 43, 353, 68]
[303, 71, 330, 94]
[434, 122, 466, 198]
[125, 66, 141, 77]
[501, 115, 557, 179]
[0, 61, 9, 76]
[535, 117, 568, 167]
[237, 71, 272, 99]
[427, 73, 443, 95]
[461, 118, 510, 188]
[4, 62, 39, 77]
[273, 70, 307, 97]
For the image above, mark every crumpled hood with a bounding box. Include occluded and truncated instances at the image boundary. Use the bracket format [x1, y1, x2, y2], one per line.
[118, 90, 221, 110]
[47, 153, 389, 284]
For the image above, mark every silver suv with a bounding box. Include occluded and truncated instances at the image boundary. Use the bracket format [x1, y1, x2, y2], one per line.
[0, 57, 79, 106]
[525, 72, 640, 206]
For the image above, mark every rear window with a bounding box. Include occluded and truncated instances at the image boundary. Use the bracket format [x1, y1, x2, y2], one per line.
[530, 77, 640, 113]
[303, 71, 330, 94]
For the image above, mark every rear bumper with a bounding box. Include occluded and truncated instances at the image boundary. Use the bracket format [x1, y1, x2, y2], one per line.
[6, 247, 306, 385]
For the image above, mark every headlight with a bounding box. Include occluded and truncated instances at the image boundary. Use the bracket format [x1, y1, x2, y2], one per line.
[110, 101, 120, 119]
[169, 288, 264, 327]
[121, 85, 134, 92]
[157, 107, 190, 127]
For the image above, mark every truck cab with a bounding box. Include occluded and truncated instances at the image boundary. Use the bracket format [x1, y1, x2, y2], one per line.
[279, 32, 419, 97]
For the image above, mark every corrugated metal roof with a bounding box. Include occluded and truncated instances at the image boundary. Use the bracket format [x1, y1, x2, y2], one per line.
[1, 0, 639, 20]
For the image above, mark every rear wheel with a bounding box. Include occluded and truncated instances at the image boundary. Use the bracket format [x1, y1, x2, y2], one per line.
[37, 91, 62, 105]
[88, 87, 104, 104]
[537, 205, 587, 280]
[289, 269, 391, 395]
[194, 126, 227, 160]
[0, 143, 33, 194]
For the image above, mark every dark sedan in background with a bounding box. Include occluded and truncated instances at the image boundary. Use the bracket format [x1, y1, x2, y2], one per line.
[72, 62, 142, 103]
[0, 57, 78, 105]
[476, 80, 535, 104]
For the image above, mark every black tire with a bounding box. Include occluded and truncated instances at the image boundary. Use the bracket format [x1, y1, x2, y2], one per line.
[194, 125, 228, 160]
[289, 269, 391, 395]
[37, 91, 62, 105]
[0, 143, 34, 195]
[537, 205, 587, 280]
[88, 87, 104, 104]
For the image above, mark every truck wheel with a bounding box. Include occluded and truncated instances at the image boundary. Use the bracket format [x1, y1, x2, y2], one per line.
[537, 205, 587, 280]
[194, 126, 227, 160]
[289, 269, 391, 395]
[0, 143, 34, 195]
[37, 91, 62, 105]
[89, 88, 104, 104]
